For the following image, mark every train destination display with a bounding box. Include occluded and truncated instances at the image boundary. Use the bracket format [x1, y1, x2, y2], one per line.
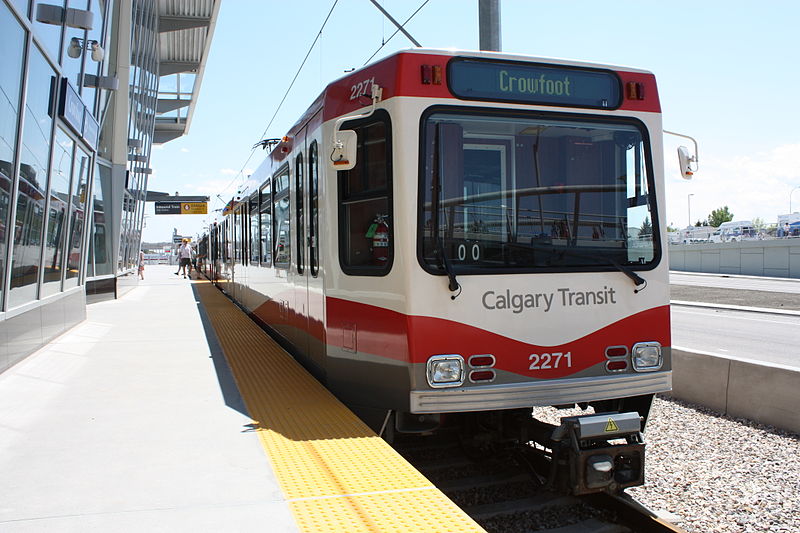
[448, 58, 621, 109]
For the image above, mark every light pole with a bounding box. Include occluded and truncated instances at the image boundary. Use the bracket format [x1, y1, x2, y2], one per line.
[790, 186, 800, 213]
[687, 194, 694, 227]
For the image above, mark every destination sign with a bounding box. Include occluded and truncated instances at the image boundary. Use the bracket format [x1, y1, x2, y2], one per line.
[155, 201, 181, 215]
[448, 59, 621, 109]
[181, 202, 207, 215]
[154, 201, 208, 215]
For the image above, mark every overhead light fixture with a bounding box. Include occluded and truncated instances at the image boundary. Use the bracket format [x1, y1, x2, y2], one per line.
[37, 5, 94, 30]
[68, 37, 104, 62]
[83, 74, 119, 91]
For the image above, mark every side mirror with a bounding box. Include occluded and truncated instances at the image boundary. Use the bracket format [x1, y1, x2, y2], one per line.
[329, 130, 357, 171]
[677, 146, 696, 180]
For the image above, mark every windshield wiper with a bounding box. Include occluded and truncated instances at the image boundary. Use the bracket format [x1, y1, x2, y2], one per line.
[609, 258, 647, 293]
[551, 245, 647, 293]
[431, 123, 461, 299]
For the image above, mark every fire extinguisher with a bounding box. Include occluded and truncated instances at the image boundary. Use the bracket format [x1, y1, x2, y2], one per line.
[367, 214, 390, 266]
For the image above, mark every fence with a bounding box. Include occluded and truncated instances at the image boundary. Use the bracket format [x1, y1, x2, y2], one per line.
[668, 238, 800, 278]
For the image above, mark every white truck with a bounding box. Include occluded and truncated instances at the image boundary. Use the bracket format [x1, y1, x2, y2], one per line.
[708, 220, 757, 243]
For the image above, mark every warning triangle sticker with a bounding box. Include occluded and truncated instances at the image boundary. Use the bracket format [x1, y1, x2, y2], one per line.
[605, 418, 619, 432]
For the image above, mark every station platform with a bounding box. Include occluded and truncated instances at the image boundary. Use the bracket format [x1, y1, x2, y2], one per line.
[0, 265, 482, 532]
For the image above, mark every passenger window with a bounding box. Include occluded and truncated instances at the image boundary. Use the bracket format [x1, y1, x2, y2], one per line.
[273, 165, 291, 268]
[249, 193, 259, 263]
[309, 141, 320, 277]
[338, 110, 392, 275]
[296, 153, 304, 274]
[260, 180, 272, 267]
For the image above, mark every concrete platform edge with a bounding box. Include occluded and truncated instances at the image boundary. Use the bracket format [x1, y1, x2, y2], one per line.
[666, 348, 800, 434]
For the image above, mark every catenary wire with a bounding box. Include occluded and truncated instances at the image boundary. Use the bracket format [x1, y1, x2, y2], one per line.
[215, 0, 340, 207]
[362, 0, 429, 66]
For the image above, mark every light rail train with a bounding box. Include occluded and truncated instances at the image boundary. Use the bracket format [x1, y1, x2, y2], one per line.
[199, 48, 673, 495]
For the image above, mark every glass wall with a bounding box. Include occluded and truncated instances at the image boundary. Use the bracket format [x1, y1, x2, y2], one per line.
[117, 0, 157, 273]
[41, 127, 72, 297]
[9, 43, 54, 308]
[87, 160, 111, 275]
[63, 144, 88, 287]
[31, 0, 64, 63]
[2, 0, 107, 310]
[0, 1, 26, 309]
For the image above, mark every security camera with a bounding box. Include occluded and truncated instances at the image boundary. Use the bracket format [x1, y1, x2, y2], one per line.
[90, 41, 104, 62]
[67, 37, 82, 58]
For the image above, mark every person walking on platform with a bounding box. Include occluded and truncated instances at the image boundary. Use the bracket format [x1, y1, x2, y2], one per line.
[138, 250, 145, 280]
[175, 238, 193, 278]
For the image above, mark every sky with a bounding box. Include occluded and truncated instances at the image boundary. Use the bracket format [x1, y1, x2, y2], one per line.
[144, 0, 800, 242]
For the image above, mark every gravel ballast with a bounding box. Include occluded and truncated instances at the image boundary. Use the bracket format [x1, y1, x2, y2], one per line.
[627, 396, 800, 533]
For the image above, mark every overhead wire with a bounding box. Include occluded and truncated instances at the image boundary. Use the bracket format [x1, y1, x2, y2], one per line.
[215, 0, 340, 207]
[362, 0, 429, 66]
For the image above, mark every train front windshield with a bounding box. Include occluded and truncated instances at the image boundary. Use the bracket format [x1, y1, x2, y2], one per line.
[420, 110, 658, 273]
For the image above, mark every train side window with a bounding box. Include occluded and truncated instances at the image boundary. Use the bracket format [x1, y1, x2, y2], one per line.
[338, 109, 392, 275]
[295, 153, 304, 274]
[309, 141, 319, 277]
[273, 165, 291, 268]
[249, 193, 259, 263]
[232, 207, 240, 264]
[242, 202, 248, 263]
[260, 180, 272, 267]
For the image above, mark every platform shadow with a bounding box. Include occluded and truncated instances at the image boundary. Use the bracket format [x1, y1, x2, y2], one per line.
[191, 282, 250, 417]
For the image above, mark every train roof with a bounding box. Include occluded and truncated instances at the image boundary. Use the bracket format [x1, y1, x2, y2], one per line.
[249, 47, 659, 185]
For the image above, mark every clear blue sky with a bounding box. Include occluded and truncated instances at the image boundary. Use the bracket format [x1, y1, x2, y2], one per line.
[145, 0, 800, 241]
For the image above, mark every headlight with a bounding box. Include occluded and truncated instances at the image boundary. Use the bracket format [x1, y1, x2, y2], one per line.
[631, 342, 662, 372]
[426, 355, 465, 388]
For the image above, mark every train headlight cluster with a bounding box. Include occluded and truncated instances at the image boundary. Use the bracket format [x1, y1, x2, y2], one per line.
[426, 355, 465, 388]
[631, 342, 662, 371]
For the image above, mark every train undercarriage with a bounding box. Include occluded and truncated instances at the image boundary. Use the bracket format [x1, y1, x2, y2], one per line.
[382, 394, 654, 496]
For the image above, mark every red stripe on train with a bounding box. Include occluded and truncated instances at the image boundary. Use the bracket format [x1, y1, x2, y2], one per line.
[327, 297, 670, 378]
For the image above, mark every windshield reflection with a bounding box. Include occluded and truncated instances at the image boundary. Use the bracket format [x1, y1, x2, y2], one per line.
[420, 111, 658, 272]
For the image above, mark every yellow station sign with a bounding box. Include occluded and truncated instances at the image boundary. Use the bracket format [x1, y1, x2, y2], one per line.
[181, 202, 208, 215]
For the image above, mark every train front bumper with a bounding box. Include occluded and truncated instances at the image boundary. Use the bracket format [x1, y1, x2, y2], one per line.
[409, 371, 671, 414]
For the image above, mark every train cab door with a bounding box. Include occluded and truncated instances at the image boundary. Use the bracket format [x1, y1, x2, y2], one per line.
[291, 128, 311, 365]
[305, 135, 325, 377]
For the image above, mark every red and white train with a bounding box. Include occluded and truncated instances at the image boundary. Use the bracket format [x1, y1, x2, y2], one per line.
[200, 48, 673, 494]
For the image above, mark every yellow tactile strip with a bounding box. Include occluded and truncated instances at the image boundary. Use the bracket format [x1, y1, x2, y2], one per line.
[194, 281, 485, 532]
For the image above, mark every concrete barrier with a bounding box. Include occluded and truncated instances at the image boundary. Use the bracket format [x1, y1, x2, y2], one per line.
[669, 348, 800, 434]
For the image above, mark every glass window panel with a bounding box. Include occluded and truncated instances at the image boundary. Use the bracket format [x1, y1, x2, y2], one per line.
[309, 142, 319, 277]
[9, 45, 55, 307]
[91, 162, 112, 276]
[419, 111, 658, 273]
[273, 166, 290, 268]
[338, 112, 392, 273]
[41, 128, 72, 296]
[249, 194, 259, 263]
[0, 2, 26, 308]
[259, 181, 271, 267]
[32, 0, 64, 63]
[62, 0, 88, 97]
[295, 154, 304, 274]
[11, 1, 30, 17]
[64, 146, 89, 286]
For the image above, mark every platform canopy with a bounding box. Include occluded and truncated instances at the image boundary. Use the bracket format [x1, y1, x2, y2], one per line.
[154, 0, 221, 145]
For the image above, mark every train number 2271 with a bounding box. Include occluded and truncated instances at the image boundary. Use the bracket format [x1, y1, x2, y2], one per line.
[350, 77, 375, 100]
[529, 351, 572, 370]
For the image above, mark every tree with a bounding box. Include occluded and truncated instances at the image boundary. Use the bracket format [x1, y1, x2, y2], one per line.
[638, 217, 652, 237]
[707, 206, 734, 227]
[752, 217, 765, 230]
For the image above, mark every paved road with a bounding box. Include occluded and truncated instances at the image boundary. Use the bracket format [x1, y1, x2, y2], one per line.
[669, 271, 800, 367]
[670, 272, 800, 294]
[670, 272, 800, 311]
[670, 306, 800, 368]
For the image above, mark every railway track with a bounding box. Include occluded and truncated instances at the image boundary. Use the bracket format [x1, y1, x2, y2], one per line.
[394, 432, 686, 533]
